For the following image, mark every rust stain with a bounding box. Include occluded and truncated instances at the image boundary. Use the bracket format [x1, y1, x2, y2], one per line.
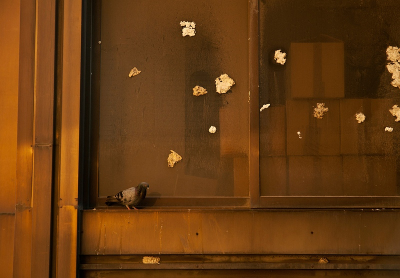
[159, 213, 163, 254]
[208, 216, 225, 254]
[96, 217, 103, 255]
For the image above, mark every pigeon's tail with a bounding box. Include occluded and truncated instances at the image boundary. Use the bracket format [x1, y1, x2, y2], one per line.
[105, 196, 121, 206]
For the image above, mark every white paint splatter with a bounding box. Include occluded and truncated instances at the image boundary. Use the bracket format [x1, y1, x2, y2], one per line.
[387, 46, 400, 62]
[355, 112, 366, 123]
[319, 258, 329, 264]
[274, 49, 286, 65]
[297, 131, 302, 139]
[385, 127, 394, 132]
[389, 105, 400, 121]
[260, 104, 270, 112]
[215, 74, 235, 94]
[313, 103, 329, 119]
[386, 46, 400, 89]
[209, 126, 217, 133]
[180, 21, 196, 37]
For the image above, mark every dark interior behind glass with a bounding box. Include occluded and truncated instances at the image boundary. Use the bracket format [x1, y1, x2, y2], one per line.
[260, 0, 400, 196]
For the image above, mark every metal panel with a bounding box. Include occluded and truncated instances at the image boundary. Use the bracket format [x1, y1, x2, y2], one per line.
[81, 210, 400, 255]
[13, 0, 35, 276]
[30, 1, 56, 277]
[81, 269, 400, 278]
[0, 214, 15, 278]
[54, 0, 81, 277]
[0, 0, 20, 213]
[57, 206, 78, 277]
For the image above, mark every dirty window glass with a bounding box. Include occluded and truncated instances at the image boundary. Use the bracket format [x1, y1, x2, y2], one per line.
[260, 0, 400, 196]
[96, 0, 249, 198]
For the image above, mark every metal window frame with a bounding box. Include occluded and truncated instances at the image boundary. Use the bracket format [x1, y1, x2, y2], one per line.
[80, 0, 400, 210]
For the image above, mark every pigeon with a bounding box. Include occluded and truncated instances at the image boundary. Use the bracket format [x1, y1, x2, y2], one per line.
[105, 182, 149, 210]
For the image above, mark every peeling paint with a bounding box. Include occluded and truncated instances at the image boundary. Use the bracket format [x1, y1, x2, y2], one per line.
[385, 127, 394, 132]
[274, 49, 286, 65]
[260, 104, 270, 112]
[313, 103, 329, 119]
[143, 256, 160, 264]
[180, 21, 196, 37]
[209, 126, 217, 133]
[389, 105, 400, 121]
[128, 67, 141, 78]
[355, 112, 366, 123]
[192, 85, 207, 96]
[386, 46, 400, 88]
[167, 150, 182, 167]
[215, 74, 235, 94]
[319, 257, 329, 264]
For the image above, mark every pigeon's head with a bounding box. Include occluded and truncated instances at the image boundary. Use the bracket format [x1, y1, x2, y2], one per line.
[137, 182, 150, 191]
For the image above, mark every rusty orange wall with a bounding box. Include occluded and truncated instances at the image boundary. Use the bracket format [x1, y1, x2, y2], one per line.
[0, 0, 20, 277]
[0, 214, 15, 278]
[0, 0, 20, 212]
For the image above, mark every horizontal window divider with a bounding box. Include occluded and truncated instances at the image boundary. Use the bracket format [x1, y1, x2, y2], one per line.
[257, 196, 400, 209]
[97, 196, 250, 208]
[80, 255, 400, 270]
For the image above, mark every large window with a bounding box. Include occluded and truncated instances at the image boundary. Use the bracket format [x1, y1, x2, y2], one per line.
[83, 0, 400, 208]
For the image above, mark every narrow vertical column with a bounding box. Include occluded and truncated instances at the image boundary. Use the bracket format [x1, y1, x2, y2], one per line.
[13, 1, 35, 277]
[54, 0, 81, 277]
[248, 0, 260, 207]
[30, 0, 56, 277]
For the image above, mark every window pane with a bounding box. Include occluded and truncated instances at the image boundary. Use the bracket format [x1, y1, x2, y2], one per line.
[97, 0, 249, 198]
[260, 0, 400, 196]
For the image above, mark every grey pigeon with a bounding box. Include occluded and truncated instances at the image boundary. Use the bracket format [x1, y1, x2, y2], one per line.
[105, 182, 149, 210]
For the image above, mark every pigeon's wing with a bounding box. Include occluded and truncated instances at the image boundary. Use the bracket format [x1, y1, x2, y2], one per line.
[131, 183, 149, 206]
[106, 187, 136, 206]
[121, 187, 138, 205]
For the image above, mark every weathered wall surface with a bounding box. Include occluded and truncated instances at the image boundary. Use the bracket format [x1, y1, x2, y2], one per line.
[0, 1, 20, 277]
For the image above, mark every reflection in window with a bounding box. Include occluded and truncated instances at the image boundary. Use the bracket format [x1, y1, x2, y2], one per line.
[260, 0, 400, 196]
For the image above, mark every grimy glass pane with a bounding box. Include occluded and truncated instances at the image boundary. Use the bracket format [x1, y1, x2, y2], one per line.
[260, 0, 400, 196]
[97, 0, 249, 197]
